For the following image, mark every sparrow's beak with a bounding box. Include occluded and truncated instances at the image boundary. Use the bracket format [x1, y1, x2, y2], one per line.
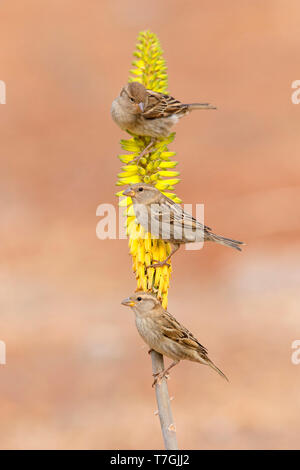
[138, 102, 144, 112]
[123, 187, 136, 197]
[121, 297, 136, 307]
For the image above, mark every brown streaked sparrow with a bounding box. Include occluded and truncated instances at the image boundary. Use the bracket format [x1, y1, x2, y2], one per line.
[123, 183, 244, 268]
[111, 82, 216, 159]
[121, 291, 228, 386]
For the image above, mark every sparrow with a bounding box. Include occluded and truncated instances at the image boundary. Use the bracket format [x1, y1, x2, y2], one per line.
[111, 81, 216, 159]
[123, 183, 244, 267]
[121, 291, 228, 386]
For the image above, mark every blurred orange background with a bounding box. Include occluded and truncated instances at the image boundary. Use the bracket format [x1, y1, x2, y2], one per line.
[0, 0, 300, 450]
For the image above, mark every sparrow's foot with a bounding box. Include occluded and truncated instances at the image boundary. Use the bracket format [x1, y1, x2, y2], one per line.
[148, 348, 154, 355]
[132, 140, 155, 163]
[147, 259, 171, 269]
[152, 371, 170, 387]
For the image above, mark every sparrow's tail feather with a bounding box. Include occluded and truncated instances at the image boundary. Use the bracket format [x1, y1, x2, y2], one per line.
[186, 103, 217, 110]
[198, 355, 228, 381]
[208, 360, 229, 381]
[209, 233, 244, 251]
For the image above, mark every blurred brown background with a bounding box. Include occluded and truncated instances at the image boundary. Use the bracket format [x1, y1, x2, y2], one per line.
[0, 0, 300, 450]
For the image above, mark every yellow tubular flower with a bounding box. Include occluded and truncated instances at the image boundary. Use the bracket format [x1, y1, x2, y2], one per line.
[116, 30, 181, 309]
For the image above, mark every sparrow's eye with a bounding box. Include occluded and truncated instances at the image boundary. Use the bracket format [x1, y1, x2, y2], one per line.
[137, 297, 142, 301]
[138, 187, 143, 192]
[130, 97, 135, 103]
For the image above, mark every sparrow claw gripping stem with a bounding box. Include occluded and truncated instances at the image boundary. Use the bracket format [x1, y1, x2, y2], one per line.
[132, 139, 155, 163]
[152, 371, 170, 387]
[147, 259, 171, 269]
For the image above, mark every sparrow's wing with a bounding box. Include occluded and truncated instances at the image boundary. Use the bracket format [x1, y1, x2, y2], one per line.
[151, 196, 212, 233]
[159, 310, 208, 355]
[143, 90, 187, 119]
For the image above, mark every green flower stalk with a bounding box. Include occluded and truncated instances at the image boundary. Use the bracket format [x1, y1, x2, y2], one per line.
[116, 30, 181, 309]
